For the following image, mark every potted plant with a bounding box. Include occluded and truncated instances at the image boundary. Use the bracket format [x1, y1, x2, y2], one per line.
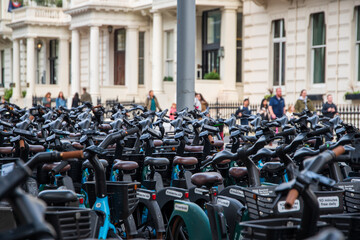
[22, 90, 27, 98]
[345, 91, 360, 100]
[264, 88, 274, 100]
[163, 76, 173, 82]
[204, 70, 220, 80]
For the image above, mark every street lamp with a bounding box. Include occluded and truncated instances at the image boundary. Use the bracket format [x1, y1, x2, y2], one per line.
[37, 41, 42, 51]
[108, 25, 113, 34]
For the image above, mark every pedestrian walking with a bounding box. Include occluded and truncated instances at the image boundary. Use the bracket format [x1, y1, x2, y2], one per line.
[269, 87, 286, 119]
[71, 92, 80, 108]
[258, 98, 270, 120]
[145, 90, 161, 111]
[56, 91, 67, 109]
[236, 98, 251, 126]
[322, 94, 338, 118]
[80, 88, 92, 103]
[196, 93, 209, 112]
[42, 92, 51, 108]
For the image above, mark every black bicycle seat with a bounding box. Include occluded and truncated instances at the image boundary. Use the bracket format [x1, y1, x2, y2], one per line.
[144, 157, 170, 167]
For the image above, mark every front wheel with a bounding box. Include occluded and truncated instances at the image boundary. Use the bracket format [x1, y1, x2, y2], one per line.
[169, 216, 189, 240]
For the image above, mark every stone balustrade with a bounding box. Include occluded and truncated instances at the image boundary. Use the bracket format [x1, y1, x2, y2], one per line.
[11, 6, 70, 24]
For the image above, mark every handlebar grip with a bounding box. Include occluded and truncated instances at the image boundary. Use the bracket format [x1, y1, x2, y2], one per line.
[332, 146, 345, 158]
[60, 150, 84, 160]
[285, 189, 299, 209]
[125, 127, 139, 135]
[208, 135, 214, 144]
[19, 139, 25, 150]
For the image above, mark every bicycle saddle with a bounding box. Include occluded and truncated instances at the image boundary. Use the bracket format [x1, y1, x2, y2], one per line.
[72, 142, 84, 149]
[144, 157, 170, 167]
[229, 167, 248, 179]
[113, 159, 139, 171]
[173, 156, 198, 166]
[261, 162, 285, 174]
[39, 189, 77, 206]
[191, 172, 223, 188]
[184, 145, 203, 152]
[153, 140, 163, 147]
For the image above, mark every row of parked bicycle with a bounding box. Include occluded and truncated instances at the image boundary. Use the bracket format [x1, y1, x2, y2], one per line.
[0, 101, 359, 239]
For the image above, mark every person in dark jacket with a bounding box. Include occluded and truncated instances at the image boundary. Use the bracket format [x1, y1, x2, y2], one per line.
[236, 98, 251, 126]
[322, 94, 338, 118]
[71, 92, 80, 108]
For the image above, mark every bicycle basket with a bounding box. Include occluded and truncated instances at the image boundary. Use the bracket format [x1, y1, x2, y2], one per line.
[45, 206, 91, 240]
[240, 218, 327, 240]
[241, 186, 303, 220]
[83, 181, 139, 221]
[320, 213, 360, 239]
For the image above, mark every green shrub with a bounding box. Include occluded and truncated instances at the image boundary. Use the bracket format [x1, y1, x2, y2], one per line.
[22, 90, 27, 98]
[163, 76, 173, 82]
[264, 94, 274, 100]
[204, 71, 220, 80]
[4, 88, 13, 102]
[345, 91, 360, 96]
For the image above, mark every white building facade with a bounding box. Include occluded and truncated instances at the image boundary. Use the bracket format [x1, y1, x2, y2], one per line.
[0, 0, 359, 107]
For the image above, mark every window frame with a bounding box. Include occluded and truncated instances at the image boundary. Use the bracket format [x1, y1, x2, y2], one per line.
[236, 12, 243, 83]
[356, 7, 360, 82]
[272, 19, 286, 87]
[164, 30, 174, 81]
[202, 9, 221, 79]
[49, 39, 58, 85]
[138, 31, 145, 85]
[0, 50, 4, 88]
[310, 12, 326, 85]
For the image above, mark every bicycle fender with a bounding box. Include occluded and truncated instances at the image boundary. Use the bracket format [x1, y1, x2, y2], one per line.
[168, 200, 211, 240]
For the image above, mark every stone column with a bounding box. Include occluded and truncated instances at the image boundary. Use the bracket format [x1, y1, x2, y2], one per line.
[71, 29, 80, 96]
[152, 11, 163, 93]
[126, 26, 139, 95]
[220, 7, 238, 101]
[26, 37, 35, 105]
[89, 26, 100, 104]
[104, 30, 110, 86]
[12, 39, 21, 101]
[59, 37, 70, 100]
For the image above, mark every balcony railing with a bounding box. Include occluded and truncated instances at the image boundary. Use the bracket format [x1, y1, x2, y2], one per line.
[70, 0, 151, 8]
[11, 6, 70, 24]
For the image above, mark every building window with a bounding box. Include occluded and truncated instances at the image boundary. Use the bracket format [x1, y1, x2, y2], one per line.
[236, 13, 242, 83]
[202, 9, 221, 78]
[164, 31, 174, 81]
[311, 12, 326, 84]
[114, 29, 126, 85]
[49, 39, 58, 85]
[0, 50, 4, 87]
[138, 32, 145, 85]
[356, 7, 360, 81]
[272, 19, 286, 86]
